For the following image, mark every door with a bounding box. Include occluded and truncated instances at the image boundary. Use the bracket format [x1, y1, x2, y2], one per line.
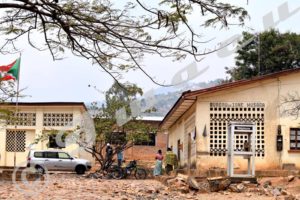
[44, 152, 58, 170]
[57, 152, 76, 170]
[5, 130, 35, 167]
[188, 133, 192, 174]
[177, 139, 181, 164]
[183, 115, 197, 174]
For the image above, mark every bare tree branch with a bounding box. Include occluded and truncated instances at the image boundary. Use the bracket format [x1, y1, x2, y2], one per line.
[0, 0, 249, 86]
[281, 92, 300, 119]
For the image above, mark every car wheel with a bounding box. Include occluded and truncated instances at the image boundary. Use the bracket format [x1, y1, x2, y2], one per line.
[35, 166, 45, 174]
[75, 165, 86, 175]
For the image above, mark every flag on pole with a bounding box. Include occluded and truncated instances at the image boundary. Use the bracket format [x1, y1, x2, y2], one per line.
[0, 57, 22, 169]
[0, 58, 21, 81]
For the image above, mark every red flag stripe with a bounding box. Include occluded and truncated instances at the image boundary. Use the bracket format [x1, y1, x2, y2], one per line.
[0, 60, 16, 72]
[1, 74, 15, 81]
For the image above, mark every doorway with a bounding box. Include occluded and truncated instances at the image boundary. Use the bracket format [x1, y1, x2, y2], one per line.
[177, 139, 181, 164]
[188, 133, 192, 174]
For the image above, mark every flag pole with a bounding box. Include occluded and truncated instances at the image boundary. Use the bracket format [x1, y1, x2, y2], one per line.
[14, 55, 21, 169]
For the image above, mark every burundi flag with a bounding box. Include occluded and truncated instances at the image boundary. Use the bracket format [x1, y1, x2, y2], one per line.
[0, 58, 20, 81]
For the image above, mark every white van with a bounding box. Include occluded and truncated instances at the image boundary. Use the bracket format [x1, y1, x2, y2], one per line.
[27, 150, 92, 174]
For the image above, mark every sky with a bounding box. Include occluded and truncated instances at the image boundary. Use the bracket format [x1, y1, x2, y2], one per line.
[0, 0, 299, 103]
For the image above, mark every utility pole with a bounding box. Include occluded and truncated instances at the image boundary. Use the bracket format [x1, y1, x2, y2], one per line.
[257, 33, 261, 75]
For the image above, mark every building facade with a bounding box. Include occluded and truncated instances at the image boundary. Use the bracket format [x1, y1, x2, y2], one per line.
[123, 117, 168, 162]
[160, 69, 300, 174]
[0, 102, 94, 167]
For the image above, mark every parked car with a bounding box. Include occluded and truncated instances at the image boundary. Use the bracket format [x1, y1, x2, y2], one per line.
[27, 150, 92, 174]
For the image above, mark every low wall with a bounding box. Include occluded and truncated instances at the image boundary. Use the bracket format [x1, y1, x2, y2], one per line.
[176, 168, 300, 178]
[0, 169, 43, 181]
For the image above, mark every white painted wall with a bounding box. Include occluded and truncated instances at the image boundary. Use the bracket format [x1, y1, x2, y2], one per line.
[0, 105, 95, 167]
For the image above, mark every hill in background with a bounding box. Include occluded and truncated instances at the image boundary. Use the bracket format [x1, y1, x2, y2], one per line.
[87, 79, 224, 118]
[143, 79, 223, 117]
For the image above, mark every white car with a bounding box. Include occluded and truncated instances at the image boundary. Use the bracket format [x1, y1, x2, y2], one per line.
[27, 150, 92, 174]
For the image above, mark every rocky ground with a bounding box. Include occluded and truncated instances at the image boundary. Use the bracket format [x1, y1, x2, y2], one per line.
[0, 172, 299, 200]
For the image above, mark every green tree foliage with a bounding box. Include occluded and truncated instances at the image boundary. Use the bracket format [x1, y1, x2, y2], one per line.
[101, 81, 143, 119]
[88, 82, 156, 169]
[226, 29, 300, 81]
[0, 0, 248, 84]
[32, 130, 70, 148]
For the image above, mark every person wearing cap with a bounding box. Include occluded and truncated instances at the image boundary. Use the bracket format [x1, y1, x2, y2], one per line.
[105, 143, 113, 165]
[106, 143, 113, 157]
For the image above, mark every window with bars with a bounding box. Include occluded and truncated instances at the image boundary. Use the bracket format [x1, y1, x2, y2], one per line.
[209, 102, 265, 157]
[7, 113, 36, 126]
[290, 128, 300, 150]
[6, 130, 26, 152]
[43, 113, 73, 126]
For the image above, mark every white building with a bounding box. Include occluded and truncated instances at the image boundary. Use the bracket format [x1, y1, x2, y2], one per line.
[160, 69, 300, 174]
[0, 102, 95, 167]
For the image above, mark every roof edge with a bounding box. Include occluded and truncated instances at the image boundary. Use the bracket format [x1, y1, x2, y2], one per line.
[160, 67, 300, 130]
[0, 102, 88, 111]
[186, 68, 300, 98]
[159, 92, 196, 129]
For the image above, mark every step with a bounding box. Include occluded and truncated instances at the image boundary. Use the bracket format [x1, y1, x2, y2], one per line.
[282, 163, 296, 170]
[230, 176, 257, 184]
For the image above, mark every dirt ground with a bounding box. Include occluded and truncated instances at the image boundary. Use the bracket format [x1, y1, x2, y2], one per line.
[0, 173, 281, 200]
[259, 177, 300, 197]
